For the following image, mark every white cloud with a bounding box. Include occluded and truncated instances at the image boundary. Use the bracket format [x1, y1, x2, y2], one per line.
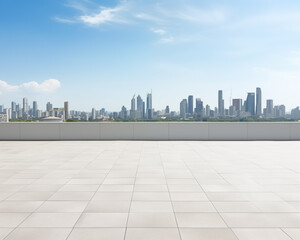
[54, 17, 76, 24]
[160, 37, 174, 43]
[165, 7, 226, 24]
[0, 80, 20, 92]
[150, 28, 166, 35]
[80, 6, 126, 25]
[0, 79, 61, 94]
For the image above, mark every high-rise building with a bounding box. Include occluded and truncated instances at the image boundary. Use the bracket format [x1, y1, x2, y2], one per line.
[218, 90, 224, 117]
[131, 95, 136, 111]
[64, 101, 69, 120]
[206, 105, 211, 117]
[0, 105, 4, 113]
[188, 95, 194, 114]
[136, 95, 144, 119]
[23, 97, 28, 116]
[146, 93, 153, 119]
[91, 108, 96, 120]
[11, 102, 17, 119]
[256, 87, 262, 115]
[46, 102, 53, 112]
[194, 98, 203, 116]
[245, 93, 255, 115]
[232, 99, 242, 112]
[266, 99, 274, 117]
[120, 106, 127, 119]
[165, 106, 170, 114]
[180, 99, 188, 118]
[33, 101, 38, 118]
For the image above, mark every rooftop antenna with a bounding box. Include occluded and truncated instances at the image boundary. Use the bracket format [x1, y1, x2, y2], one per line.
[230, 88, 232, 106]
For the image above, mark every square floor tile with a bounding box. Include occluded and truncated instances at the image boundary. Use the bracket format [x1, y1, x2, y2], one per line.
[67, 228, 125, 240]
[130, 201, 173, 213]
[125, 228, 181, 240]
[173, 202, 216, 212]
[36, 201, 88, 212]
[233, 228, 291, 240]
[20, 213, 81, 227]
[84, 201, 130, 213]
[180, 228, 238, 240]
[76, 213, 128, 227]
[0, 213, 29, 227]
[176, 213, 227, 228]
[4, 228, 72, 240]
[127, 213, 177, 227]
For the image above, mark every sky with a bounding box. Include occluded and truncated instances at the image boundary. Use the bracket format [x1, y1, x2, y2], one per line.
[1, 0, 300, 112]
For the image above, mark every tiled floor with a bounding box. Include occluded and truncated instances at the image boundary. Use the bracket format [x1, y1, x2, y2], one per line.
[0, 141, 300, 240]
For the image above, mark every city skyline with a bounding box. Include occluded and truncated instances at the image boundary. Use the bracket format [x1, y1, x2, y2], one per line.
[1, 87, 300, 122]
[1, 0, 300, 111]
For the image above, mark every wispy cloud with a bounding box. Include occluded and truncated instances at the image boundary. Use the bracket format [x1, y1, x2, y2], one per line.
[150, 28, 166, 35]
[80, 6, 127, 25]
[160, 37, 174, 44]
[0, 79, 61, 94]
[55, 0, 227, 43]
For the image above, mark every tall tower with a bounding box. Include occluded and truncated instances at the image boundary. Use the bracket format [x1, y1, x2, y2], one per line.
[131, 95, 136, 111]
[256, 87, 262, 116]
[91, 108, 96, 120]
[23, 97, 28, 115]
[33, 101, 38, 118]
[130, 95, 136, 119]
[188, 95, 194, 115]
[180, 99, 188, 118]
[218, 90, 224, 116]
[64, 101, 69, 120]
[136, 95, 144, 119]
[266, 99, 274, 117]
[195, 98, 203, 116]
[146, 93, 153, 119]
[246, 93, 255, 116]
[46, 102, 53, 112]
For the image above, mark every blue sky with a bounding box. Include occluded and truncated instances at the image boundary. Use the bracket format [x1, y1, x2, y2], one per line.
[1, 0, 300, 112]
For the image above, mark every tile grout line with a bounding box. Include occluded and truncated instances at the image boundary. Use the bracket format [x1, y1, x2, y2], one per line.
[186, 142, 241, 240]
[159, 141, 183, 240]
[124, 142, 141, 240]
[64, 148, 112, 240]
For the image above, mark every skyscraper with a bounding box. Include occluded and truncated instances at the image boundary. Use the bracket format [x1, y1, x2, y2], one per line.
[91, 108, 96, 120]
[194, 98, 203, 117]
[218, 90, 224, 116]
[232, 99, 242, 112]
[130, 95, 136, 119]
[131, 95, 136, 111]
[136, 95, 144, 119]
[23, 97, 28, 115]
[206, 104, 211, 117]
[180, 99, 188, 118]
[256, 87, 262, 115]
[46, 102, 53, 112]
[165, 106, 170, 114]
[266, 99, 274, 117]
[188, 95, 194, 115]
[146, 93, 153, 119]
[64, 101, 69, 120]
[246, 93, 255, 115]
[33, 101, 38, 118]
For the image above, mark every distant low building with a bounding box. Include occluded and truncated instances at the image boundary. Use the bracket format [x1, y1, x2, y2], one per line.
[0, 114, 9, 123]
[39, 117, 63, 122]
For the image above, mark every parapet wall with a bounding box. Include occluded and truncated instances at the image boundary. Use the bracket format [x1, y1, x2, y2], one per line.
[0, 122, 300, 140]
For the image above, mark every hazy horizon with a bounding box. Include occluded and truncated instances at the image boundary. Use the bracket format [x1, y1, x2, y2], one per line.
[1, 0, 300, 112]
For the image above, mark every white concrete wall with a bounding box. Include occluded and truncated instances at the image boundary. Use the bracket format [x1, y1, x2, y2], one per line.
[0, 122, 300, 140]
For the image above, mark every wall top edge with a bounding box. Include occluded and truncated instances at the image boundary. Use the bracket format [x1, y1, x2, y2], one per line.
[1, 122, 299, 125]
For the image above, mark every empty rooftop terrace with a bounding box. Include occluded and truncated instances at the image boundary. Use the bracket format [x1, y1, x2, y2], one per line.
[0, 141, 300, 240]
